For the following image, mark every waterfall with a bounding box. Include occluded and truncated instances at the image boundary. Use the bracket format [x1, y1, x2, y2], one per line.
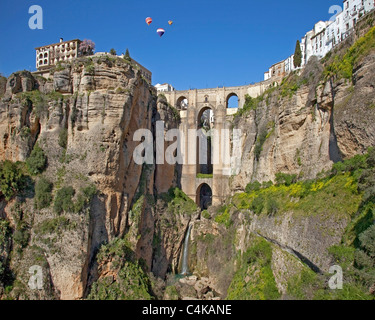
[181, 224, 193, 275]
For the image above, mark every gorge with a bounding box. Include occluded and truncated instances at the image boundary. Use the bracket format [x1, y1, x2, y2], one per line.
[0, 15, 375, 300]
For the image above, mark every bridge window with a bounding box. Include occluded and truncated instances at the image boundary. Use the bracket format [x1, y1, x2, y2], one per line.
[227, 93, 239, 109]
[196, 184, 212, 210]
[176, 96, 188, 110]
[197, 107, 213, 175]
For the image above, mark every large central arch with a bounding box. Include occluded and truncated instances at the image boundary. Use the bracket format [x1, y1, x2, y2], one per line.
[197, 107, 213, 175]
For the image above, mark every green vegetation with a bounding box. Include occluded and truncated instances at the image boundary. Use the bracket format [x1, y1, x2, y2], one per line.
[74, 184, 97, 213]
[293, 40, 302, 68]
[254, 128, 268, 160]
[245, 181, 261, 193]
[233, 170, 362, 219]
[26, 143, 47, 175]
[53, 186, 75, 214]
[109, 48, 117, 56]
[52, 183, 96, 215]
[58, 128, 68, 149]
[279, 72, 305, 98]
[84, 58, 95, 74]
[196, 173, 213, 179]
[230, 149, 375, 299]
[160, 188, 198, 216]
[236, 94, 262, 117]
[323, 26, 375, 81]
[124, 48, 131, 62]
[0, 219, 11, 281]
[226, 237, 280, 300]
[275, 172, 298, 186]
[20, 90, 63, 118]
[167, 103, 181, 122]
[215, 205, 232, 228]
[35, 216, 72, 235]
[88, 238, 152, 300]
[0, 161, 26, 200]
[35, 177, 53, 209]
[202, 210, 211, 219]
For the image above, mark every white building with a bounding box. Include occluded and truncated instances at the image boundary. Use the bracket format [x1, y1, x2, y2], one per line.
[35, 38, 81, 70]
[155, 83, 175, 92]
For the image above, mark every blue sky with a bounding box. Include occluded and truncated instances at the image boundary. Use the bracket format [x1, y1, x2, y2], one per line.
[0, 0, 342, 90]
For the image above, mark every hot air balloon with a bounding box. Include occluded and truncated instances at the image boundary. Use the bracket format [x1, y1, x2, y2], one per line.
[157, 28, 165, 37]
[168, 20, 173, 25]
[146, 17, 152, 26]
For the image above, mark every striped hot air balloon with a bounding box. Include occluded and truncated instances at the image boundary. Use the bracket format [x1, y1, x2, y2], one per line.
[145, 17, 152, 26]
[157, 28, 165, 37]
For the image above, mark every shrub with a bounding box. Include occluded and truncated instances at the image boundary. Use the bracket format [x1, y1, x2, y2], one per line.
[58, 128, 68, 149]
[36, 216, 71, 235]
[26, 143, 47, 175]
[245, 181, 261, 193]
[13, 228, 30, 249]
[35, 177, 53, 209]
[215, 206, 232, 228]
[109, 48, 117, 56]
[0, 161, 26, 200]
[88, 238, 152, 300]
[74, 184, 97, 213]
[250, 195, 265, 215]
[275, 172, 297, 186]
[254, 129, 268, 160]
[262, 181, 273, 189]
[54, 186, 75, 214]
[202, 210, 211, 219]
[266, 198, 279, 215]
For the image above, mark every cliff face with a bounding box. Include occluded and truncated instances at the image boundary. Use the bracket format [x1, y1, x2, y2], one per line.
[231, 50, 375, 192]
[0, 56, 183, 299]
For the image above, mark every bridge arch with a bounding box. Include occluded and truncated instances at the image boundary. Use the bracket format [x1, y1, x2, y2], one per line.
[226, 92, 239, 109]
[196, 183, 212, 210]
[197, 106, 213, 175]
[176, 96, 188, 110]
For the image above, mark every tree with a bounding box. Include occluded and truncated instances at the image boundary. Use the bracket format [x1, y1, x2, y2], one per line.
[294, 40, 302, 68]
[35, 177, 53, 209]
[54, 186, 75, 214]
[79, 39, 96, 56]
[0, 161, 26, 200]
[110, 48, 117, 56]
[26, 143, 47, 175]
[124, 48, 131, 61]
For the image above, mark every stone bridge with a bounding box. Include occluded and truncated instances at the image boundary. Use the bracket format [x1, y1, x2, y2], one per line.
[162, 79, 279, 208]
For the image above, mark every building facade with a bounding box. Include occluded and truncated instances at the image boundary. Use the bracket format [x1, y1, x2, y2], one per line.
[35, 38, 81, 70]
[264, 0, 375, 81]
[155, 83, 175, 92]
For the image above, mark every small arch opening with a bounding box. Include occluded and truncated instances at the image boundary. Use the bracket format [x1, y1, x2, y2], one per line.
[176, 96, 188, 110]
[226, 93, 239, 109]
[196, 183, 212, 210]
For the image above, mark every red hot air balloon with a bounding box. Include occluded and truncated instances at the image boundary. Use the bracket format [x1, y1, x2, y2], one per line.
[146, 17, 152, 26]
[157, 28, 165, 37]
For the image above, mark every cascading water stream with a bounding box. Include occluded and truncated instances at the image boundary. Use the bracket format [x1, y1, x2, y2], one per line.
[181, 224, 193, 275]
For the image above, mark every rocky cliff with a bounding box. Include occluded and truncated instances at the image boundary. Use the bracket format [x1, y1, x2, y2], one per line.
[0, 20, 375, 301]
